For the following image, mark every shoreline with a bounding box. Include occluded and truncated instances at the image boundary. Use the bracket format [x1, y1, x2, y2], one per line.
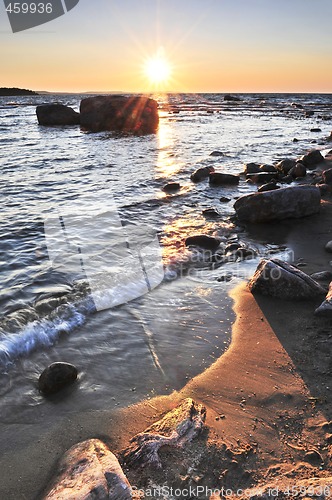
[2, 160, 332, 498]
[37, 199, 332, 497]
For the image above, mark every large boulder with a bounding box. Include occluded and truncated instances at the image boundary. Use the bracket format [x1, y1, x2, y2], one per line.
[234, 185, 321, 223]
[36, 104, 80, 126]
[315, 281, 332, 317]
[80, 95, 159, 134]
[249, 258, 326, 300]
[38, 362, 78, 395]
[44, 439, 132, 500]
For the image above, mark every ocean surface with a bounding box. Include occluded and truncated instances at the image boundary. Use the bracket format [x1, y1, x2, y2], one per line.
[0, 92, 331, 427]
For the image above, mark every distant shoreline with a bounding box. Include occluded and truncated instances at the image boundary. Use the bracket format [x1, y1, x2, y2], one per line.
[0, 87, 38, 96]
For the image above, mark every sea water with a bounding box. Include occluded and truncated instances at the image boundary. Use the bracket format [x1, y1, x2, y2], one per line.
[0, 92, 331, 425]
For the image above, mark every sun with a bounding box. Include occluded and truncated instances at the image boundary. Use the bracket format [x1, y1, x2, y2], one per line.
[144, 51, 172, 88]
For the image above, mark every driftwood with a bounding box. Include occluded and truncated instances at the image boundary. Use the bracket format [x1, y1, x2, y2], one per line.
[121, 398, 206, 469]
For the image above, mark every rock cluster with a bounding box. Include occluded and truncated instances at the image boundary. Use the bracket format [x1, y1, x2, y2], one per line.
[36, 95, 159, 135]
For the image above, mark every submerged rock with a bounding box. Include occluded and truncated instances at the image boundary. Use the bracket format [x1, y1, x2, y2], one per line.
[249, 258, 326, 299]
[258, 182, 280, 192]
[190, 166, 214, 182]
[246, 172, 278, 184]
[234, 185, 321, 223]
[185, 235, 220, 252]
[44, 439, 132, 500]
[38, 362, 78, 395]
[36, 104, 80, 126]
[162, 182, 181, 193]
[209, 172, 239, 186]
[80, 95, 159, 134]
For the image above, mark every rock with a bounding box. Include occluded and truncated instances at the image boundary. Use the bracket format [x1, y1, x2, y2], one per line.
[224, 94, 241, 102]
[38, 362, 78, 395]
[325, 241, 332, 253]
[322, 168, 332, 184]
[246, 172, 278, 184]
[36, 104, 80, 126]
[225, 242, 241, 254]
[293, 137, 299, 142]
[275, 159, 296, 174]
[244, 162, 261, 175]
[234, 186, 321, 223]
[162, 182, 181, 193]
[80, 95, 159, 134]
[209, 172, 240, 186]
[185, 235, 220, 252]
[44, 439, 132, 500]
[249, 258, 326, 300]
[259, 164, 277, 173]
[202, 208, 220, 218]
[311, 271, 332, 281]
[219, 196, 231, 202]
[305, 110, 314, 117]
[311, 128, 322, 132]
[289, 162, 306, 178]
[121, 398, 206, 469]
[304, 450, 324, 466]
[190, 166, 214, 183]
[234, 247, 256, 260]
[210, 151, 224, 156]
[258, 182, 280, 192]
[317, 183, 332, 196]
[300, 149, 325, 168]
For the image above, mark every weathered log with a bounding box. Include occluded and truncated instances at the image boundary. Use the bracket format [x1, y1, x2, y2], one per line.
[121, 398, 206, 469]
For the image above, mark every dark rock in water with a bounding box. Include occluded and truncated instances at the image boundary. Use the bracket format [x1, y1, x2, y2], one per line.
[210, 151, 224, 156]
[259, 164, 277, 173]
[246, 172, 278, 184]
[289, 162, 306, 178]
[162, 182, 181, 193]
[44, 439, 132, 500]
[258, 182, 280, 192]
[311, 271, 332, 281]
[38, 362, 78, 395]
[275, 158, 296, 174]
[185, 235, 220, 252]
[315, 282, 332, 317]
[80, 95, 159, 134]
[234, 185, 321, 223]
[325, 241, 332, 253]
[281, 174, 293, 184]
[300, 149, 325, 167]
[219, 196, 231, 202]
[234, 247, 256, 260]
[293, 137, 299, 142]
[322, 168, 332, 185]
[249, 258, 326, 299]
[209, 172, 239, 186]
[121, 398, 206, 469]
[305, 110, 314, 117]
[225, 242, 241, 254]
[202, 208, 220, 218]
[244, 162, 261, 175]
[310, 128, 322, 132]
[36, 104, 80, 126]
[190, 166, 214, 183]
[224, 94, 241, 102]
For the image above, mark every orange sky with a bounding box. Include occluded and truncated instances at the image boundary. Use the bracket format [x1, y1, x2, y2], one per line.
[1, 0, 332, 93]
